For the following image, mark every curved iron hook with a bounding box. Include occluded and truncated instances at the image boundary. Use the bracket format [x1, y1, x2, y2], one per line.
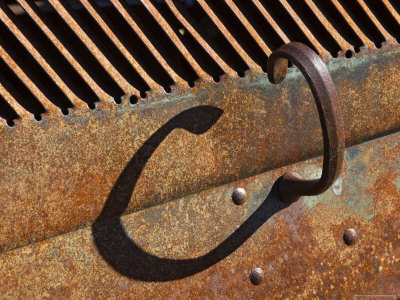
[267, 42, 345, 203]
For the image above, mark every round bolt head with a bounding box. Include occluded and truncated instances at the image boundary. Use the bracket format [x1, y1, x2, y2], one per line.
[249, 267, 264, 285]
[343, 228, 357, 245]
[232, 187, 246, 205]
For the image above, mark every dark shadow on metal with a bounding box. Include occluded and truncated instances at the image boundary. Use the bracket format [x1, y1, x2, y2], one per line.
[92, 105, 290, 281]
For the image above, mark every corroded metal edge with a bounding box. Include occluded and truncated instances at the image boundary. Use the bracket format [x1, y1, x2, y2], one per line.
[0, 130, 399, 299]
[0, 47, 399, 254]
[1, 0, 400, 121]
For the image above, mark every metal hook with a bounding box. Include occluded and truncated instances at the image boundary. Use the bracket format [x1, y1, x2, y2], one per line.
[267, 42, 345, 203]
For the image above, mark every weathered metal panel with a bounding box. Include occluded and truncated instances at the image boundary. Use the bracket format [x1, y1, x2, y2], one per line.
[0, 1, 399, 298]
[0, 47, 399, 254]
[0, 130, 399, 299]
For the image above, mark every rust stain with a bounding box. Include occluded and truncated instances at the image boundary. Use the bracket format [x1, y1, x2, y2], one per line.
[47, 0, 138, 98]
[16, 0, 111, 107]
[252, 0, 290, 44]
[0, 5, 83, 112]
[356, 0, 397, 44]
[368, 168, 400, 213]
[79, 0, 160, 92]
[0, 0, 397, 120]
[303, 0, 354, 54]
[0, 3, 398, 296]
[197, 0, 257, 70]
[141, 0, 209, 81]
[0, 130, 399, 299]
[109, 0, 186, 87]
[278, 0, 330, 57]
[330, 0, 375, 49]
[225, 0, 272, 56]
[0, 80, 28, 119]
[382, 0, 400, 24]
[0, 48, 398, 254]
[165, 0, 235, 77]
[0, 38, 59, 115]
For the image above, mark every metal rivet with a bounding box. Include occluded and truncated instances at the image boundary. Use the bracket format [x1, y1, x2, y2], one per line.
[249, 267, 264, 285]
[232, 187, 246, 205]
[343, 228, 357, 245]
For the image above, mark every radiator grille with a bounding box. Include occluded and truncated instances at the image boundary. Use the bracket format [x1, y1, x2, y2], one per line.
[0, 0, 399, 126]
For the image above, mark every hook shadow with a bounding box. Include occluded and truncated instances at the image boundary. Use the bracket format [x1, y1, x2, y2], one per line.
[92, 105, 290, 282]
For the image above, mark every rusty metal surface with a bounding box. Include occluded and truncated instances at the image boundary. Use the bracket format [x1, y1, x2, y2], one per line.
[0, 47, 400, 255]
[0, 1, 398, 297]
[268, 42, 345, 203]
[0, 0, 399, 121]
[0, 130, 399, 299]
